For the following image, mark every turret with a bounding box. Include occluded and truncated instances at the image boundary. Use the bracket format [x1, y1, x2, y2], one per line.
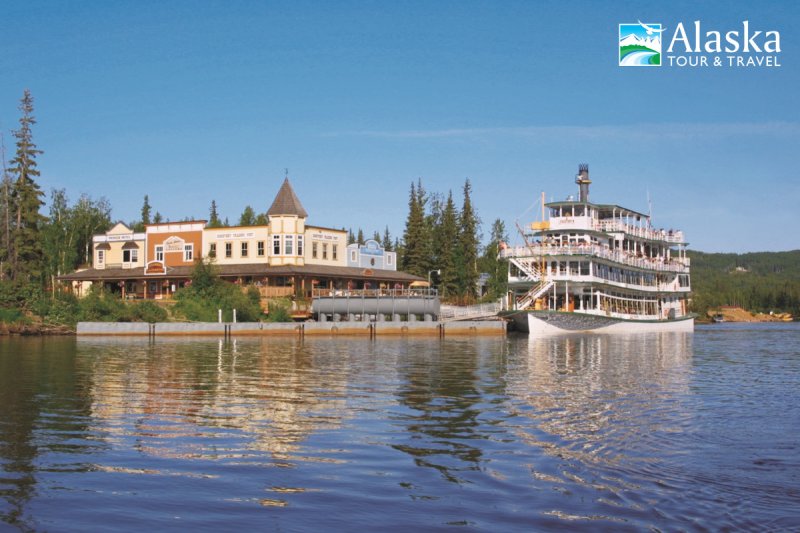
[576, 163, 591, 203]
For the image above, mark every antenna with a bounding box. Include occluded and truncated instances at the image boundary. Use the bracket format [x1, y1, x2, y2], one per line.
[284, 168, 289, 179]
[647, 189, 653, 227]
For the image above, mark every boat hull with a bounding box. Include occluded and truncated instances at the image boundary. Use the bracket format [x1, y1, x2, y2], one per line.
[509, 310, 694, 335]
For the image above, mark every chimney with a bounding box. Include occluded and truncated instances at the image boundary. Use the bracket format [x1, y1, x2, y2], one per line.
[575, 163, 591, 203]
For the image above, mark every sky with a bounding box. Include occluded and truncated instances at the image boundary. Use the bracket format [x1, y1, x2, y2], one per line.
[1, 0, 798, 253]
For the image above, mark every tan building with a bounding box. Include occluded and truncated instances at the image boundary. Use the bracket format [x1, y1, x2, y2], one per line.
[61, 177, 422, 303]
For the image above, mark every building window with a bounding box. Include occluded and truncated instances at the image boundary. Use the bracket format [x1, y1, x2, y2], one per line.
[123, 249, 138, 263]
[257, 241, 265, 257]
[350, 250, 357, 262]
[285, 235, 294, 255]
[225, 242, 232, 258]
[322, 243, 328, 260]
[241, 242, 248, 257]
[184, 244, 194, 261]
[155, 246, 164, 262]
[297, 235, 304, 256]
[387, 254, 392, 265]
[97, 250, 105, 265]
[332, 244, 338, 261]
[273, 235, 281, 255]
[209, 243, 217, 258]
[312, 242, 318, 259]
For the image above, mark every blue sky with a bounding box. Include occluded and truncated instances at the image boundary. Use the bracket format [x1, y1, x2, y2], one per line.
[1, 0, 797, 253]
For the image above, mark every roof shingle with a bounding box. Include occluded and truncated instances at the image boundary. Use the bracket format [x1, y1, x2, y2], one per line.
[267, 178, 308, 217]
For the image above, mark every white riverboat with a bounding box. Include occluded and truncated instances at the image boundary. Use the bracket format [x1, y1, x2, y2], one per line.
[501, 164, 693, 335]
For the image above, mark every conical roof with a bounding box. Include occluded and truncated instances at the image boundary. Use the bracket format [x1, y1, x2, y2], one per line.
[267, 177, 308, 217]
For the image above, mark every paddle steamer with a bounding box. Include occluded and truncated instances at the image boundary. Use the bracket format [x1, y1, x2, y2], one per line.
[501, 165, 693, 334]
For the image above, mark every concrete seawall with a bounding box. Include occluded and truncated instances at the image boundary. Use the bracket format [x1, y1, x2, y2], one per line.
[76, 321, 506, 337]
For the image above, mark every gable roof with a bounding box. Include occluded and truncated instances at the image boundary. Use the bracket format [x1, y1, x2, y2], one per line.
[267, 178, 308, 217]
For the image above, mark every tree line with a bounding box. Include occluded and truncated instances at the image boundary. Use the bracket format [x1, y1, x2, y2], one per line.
[689, 250, 800, 316]
[397, 178, 508, 303]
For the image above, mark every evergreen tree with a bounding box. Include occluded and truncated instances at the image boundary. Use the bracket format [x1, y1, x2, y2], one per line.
[478, 218, 509, 299]
[382, 226, 393, 251]
[437, 191, 459, 297]
[372, 230, 381, 243]
[140, 195, 152, 225]
[8, 89, 45, 284]
[153, 212, 163, 224]
[208, 200, 222, 228]
[400, 180, 432, 277]
[356, 228, 365, 245]
[239, 205, 256, 226]
[455, 178, 480, 300]
[347, 228, 355, 245]
[254, 212, 268, 225]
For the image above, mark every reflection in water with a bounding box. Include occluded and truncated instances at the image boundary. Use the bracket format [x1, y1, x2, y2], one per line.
[0, 338, 97, 529]
[1, 327, 799, 531]
[391, 339, 503, 484]
[506, 333, 695, 523]
[84, 337, 347, 463]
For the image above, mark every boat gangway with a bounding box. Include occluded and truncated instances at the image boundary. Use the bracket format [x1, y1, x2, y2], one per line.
[438, 301, 503, 323]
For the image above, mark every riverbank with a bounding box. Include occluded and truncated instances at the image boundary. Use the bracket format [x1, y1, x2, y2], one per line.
[705, 306, 794, 323]
[0, 322, 75, 336]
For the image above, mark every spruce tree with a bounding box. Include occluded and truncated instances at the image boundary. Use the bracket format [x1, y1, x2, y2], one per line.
[438, 191, 459, 297]
[141, 195, 152, 225]
[401, 182, 425, 276]
[382, 226, 393, 251]
[401, 180, 434, 277]
[456, 178, 480, 300]
[478, 218, 509, 299]
[356, 228, 365, 245]
[9, 89, 45, 284]
[208, 200, 222, 228]
[347, 228, 355, 245]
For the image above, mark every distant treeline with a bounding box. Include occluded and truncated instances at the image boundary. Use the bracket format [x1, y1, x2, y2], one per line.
[689, 250, 800, 316]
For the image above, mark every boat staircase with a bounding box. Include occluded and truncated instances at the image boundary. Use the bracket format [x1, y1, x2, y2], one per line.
[515, 279, 554, 310]
[508, 255, 543, 281]
[439, 301, 503, 322]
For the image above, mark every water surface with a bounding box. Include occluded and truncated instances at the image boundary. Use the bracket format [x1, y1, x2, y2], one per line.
[1, 323, 798, 531]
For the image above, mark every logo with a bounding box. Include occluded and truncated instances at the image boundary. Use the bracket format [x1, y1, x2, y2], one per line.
[619, 21, 664, 66]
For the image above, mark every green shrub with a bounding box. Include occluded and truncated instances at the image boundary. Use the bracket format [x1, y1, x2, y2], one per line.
[267, 300, 292, 322]
[77, 287, 131, 322]
[0, 307, 24, 323]
[44, 294, 80, 326]
[131, 300, 168, 323]
[173, 260, 263, 322]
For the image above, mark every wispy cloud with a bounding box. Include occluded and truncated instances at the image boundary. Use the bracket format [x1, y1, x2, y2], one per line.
[324, 122, 800, 141]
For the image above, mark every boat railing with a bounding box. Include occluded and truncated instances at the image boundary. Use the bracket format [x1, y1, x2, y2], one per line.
[595, 220, 685, 243]
[312, 288, 439, 299]
[500, 244, 690, 273]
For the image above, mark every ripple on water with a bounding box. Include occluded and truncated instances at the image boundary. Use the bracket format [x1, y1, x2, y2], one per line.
[0, 329, 798, 531]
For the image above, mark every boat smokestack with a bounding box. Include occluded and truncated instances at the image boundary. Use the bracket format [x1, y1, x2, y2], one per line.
[576, 163, 591, 203]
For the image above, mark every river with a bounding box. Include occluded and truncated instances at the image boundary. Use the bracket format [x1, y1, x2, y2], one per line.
[1, 323, 798, 531]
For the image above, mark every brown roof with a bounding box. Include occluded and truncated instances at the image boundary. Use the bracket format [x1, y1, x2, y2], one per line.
[266, 178, 308, 218]
[58, 263, 423, 283]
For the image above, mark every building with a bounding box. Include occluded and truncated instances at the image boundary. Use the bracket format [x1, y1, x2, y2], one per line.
[60, 177, 422, 300]
[346, 239, 397, 270]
